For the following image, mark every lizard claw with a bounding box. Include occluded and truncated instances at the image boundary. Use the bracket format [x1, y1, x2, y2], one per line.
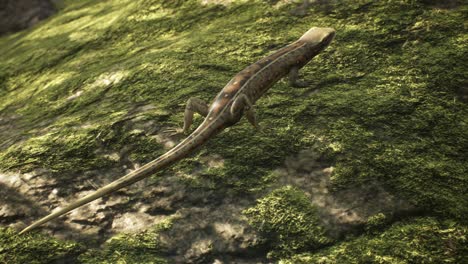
[160, 127, 184, 137]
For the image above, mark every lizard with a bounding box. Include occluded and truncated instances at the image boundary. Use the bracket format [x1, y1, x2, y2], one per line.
[19, 26, 335, 234]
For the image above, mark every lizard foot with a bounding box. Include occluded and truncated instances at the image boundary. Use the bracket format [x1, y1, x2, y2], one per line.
[160, 127, 184, 137]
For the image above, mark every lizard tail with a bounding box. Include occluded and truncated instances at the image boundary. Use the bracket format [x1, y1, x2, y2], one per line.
[19, 158, 164, 234]
[19, 129, 206, 235]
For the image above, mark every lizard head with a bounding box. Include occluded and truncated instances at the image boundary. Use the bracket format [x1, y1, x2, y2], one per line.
[299, 27, 336, 48]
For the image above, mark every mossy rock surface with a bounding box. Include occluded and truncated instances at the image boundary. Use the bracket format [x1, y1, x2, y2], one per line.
[0, 0, 466, 263]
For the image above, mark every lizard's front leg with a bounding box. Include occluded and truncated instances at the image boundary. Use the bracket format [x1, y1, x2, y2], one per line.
[289, 66, 310, 88]
[183, 97, 209, 133]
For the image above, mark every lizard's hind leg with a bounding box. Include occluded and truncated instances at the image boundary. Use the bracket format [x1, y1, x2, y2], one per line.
[289, 66, 310, 88]
[231, 94, 260, 130]
[183, 97, 209, 133]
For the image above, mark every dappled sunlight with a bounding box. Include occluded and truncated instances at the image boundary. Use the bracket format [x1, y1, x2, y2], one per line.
[66, 90, 83, 101]
[127, 3, 173, 22]
[200, 0, 236, 6]
[275, 149, 414, 238]
[143, 32, 185, 54]
[328, 142, 343, 152]
[65, 49, 105, 68]
[26, 12, 95, 41]
[0, 72, 76, 111]
[45, 71, 128, 104]
[67, 31, 100, 43]
[24, 1, 134, 43]
[52, 70, 130, 113]
[32, 71, 75, 95]
[213, 222, 239, 239]
[91, 71, 129, 88]
[111, 212, 158, 232]
[42, 72, 76, 91]
[452, 33, 468, 48]
[66, 8, 130, 44]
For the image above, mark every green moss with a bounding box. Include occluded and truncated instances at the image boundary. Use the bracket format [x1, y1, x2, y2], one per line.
[0, 219, 173, 264]
[365, 213, 389, 233]
[0, 227, 83, 264]
[297, 0, 468, 220]
[244, 186, 330, 258]
[0, 128, 111, 174]
[174, 122, 307, 193]
[78, 219, 172, 264]
[281, 217, 468, 264]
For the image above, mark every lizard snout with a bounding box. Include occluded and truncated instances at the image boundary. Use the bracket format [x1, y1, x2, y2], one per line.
[299, 27, 336, 44]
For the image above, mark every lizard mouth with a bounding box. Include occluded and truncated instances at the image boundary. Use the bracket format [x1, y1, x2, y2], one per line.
[321, 30, 336, 46]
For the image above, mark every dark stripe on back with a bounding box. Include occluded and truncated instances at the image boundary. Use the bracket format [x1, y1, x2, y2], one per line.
[210, 41, 304, 113]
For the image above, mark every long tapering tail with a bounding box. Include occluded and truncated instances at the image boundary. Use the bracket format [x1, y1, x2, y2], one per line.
[19, 129, 208, 234]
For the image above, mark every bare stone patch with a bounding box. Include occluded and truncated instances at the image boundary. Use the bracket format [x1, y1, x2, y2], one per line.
[111, 212, 157, 232]
[276, 148, 416, 237]
[0, 0, 57, 35]
[201, 153, 225, 168]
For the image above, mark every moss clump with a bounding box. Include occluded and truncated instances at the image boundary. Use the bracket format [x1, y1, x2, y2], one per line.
[78, 233, 167, 264]
[0, 227, 83, 264]
[244, 186, 330, 258]
[365, 212, 389, 233]
[281, 217, 468, 264]
[0, 128, 110, 174]
[78, 219, 172, 264]
[0, 221, 172, 264]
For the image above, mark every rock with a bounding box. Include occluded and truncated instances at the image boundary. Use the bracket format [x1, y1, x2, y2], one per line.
[276, 149, 416, 237]
[184, 238, 213, 263]
[0, 0, 57, 35]
[111, 212, 156, 232]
